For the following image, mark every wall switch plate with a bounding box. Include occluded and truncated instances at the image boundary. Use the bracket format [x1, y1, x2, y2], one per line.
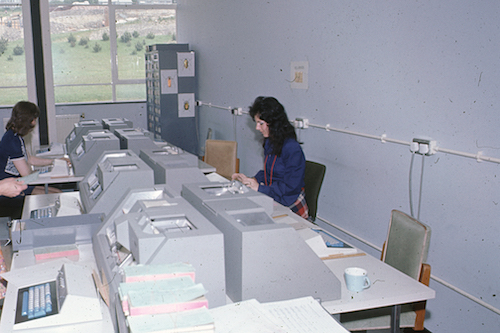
[290, 61, 308, 89]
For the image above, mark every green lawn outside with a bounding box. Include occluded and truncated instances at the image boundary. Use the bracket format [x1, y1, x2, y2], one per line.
[0, 30, 173, 105]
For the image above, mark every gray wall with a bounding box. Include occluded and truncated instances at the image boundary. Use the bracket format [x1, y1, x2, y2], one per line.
[177, 0, 500, 332]
[55, 102, 147, 131]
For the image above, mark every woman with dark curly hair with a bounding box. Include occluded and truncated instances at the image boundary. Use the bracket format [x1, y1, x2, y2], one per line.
[232, 96, 308, 219]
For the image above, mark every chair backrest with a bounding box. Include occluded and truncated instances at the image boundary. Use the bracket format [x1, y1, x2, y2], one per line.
[382, 210, 431, 280]
[304, 161, 326, 221]
[204, 139, 238, 180]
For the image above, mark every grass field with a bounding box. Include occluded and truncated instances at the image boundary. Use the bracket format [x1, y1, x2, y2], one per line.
[0, 29, 174, 105]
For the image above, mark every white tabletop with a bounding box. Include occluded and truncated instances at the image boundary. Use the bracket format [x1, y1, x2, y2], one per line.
[2, 244, 114, 333]
[321, 253, 435, 313]
[29, 159, 83, 186]
[271, 203, 435, 314]
[30, 175, 83, 186]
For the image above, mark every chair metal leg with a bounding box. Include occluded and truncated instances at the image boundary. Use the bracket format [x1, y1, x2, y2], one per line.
[390, 304, 401, 333]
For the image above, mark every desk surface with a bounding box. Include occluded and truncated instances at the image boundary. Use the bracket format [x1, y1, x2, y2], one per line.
[21, 192, 81, 219]
[30, 175, 83, 185]
[21, 184, 436, 316]
[271, 203, 436, 314]
[29, 160, 210, 183]
[321, 253, 435, 313]
[13, 179, 435, 332]
[2, 244, 114, 333]
[30, 159, 83, 186]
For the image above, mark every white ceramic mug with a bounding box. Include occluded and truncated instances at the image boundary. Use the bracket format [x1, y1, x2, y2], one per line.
[344, 267, 371, 292]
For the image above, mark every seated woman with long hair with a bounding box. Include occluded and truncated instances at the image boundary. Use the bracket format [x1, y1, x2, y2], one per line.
[0, 101, 65, 217]
[232, 96, 308, 219]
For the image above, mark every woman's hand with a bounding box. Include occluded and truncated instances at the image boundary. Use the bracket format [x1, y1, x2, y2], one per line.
[59, 157, 72, 168]
[0, 178, 27, 197]
[232, 173, 259, 191]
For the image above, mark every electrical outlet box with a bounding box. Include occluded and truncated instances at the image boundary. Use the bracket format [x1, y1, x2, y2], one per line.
[412, 137, 436, 155]
[294, 118, 309, 129]
[231, 108, 243, 116]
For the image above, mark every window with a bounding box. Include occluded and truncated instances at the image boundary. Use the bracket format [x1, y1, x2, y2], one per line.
[50, 1, 176, 103]
[0, 0, 176, 106]
[0, 1, 27, 105]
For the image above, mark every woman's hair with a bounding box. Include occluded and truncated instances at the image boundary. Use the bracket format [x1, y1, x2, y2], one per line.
[6, 101, 40, 136]
[249, 96, 296, 156]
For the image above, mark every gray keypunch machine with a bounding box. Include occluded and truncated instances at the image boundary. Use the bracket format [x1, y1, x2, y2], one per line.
[181, 181, 341, 303]
[92, 187, 226, 333]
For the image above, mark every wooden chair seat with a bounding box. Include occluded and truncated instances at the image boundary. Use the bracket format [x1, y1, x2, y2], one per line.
[203, 139, 239, 179]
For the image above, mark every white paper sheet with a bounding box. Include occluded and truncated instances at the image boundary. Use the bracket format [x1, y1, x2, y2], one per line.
[211, 297, 349, 333]
[262, 296, 349, 333]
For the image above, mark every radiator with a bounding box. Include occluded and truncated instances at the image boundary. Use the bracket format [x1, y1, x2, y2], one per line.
[56, 114, 81, 143]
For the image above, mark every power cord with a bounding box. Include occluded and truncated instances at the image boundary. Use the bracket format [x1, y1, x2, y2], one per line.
[409, 152, 415, 217]
[233, 113, 238, 142]
[409, 151, 426, 220]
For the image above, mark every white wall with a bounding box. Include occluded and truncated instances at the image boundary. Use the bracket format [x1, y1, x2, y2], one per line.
[177, 1, 500, 331]
[0, 101, 147, 144]
[0, 102, 147, 139]
[55, 102, 147, 131]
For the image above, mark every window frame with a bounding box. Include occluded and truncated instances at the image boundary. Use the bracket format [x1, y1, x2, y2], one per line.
[48, 1, 177, 104]
[0, 1, 177, 106]
[12, 0, 176, 144]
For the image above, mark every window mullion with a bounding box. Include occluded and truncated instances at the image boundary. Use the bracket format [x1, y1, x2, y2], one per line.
[39, 0, 57, 144]
[109, 5, 118, 102]
[22, 0, 36, 102]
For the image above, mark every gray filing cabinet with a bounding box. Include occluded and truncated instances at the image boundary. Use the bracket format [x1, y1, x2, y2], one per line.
[145, 44, 198, 155]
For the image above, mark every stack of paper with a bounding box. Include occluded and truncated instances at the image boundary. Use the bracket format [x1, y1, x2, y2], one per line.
[37, 159, 70, 179]
[123, 262, 195, 283]
[121, 263, 214, 333]
[210, 296, 349, 333]
[34, 244, 79, 263]
[127, 308, 215, 333]
[119, 277, 208, 316]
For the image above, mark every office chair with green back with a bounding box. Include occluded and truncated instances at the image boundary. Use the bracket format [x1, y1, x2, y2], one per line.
[304, 160, 326, 222]
[340, 209, 432, 331]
